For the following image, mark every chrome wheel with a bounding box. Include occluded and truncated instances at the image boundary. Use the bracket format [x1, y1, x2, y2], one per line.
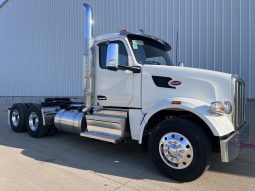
[159, 132, 193, 169]
[28, 112, 39, 131]
[11, 109, 20, 126]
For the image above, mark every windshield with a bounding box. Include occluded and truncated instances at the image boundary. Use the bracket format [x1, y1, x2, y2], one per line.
[128, 35, 173, 66]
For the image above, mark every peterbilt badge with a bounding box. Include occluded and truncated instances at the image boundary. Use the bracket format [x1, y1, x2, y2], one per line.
[169, 80, 182, 86]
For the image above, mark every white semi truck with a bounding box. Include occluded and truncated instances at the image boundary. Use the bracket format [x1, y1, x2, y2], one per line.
[8, 4, 249, 182]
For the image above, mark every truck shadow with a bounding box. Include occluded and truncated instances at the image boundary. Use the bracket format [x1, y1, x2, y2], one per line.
[0, 125, 255, 184]
[0, 119, 177, 183]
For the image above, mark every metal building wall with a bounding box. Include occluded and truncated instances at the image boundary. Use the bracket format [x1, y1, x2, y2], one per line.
[87, 0, 255, 99]
[0, 0, 254, 100]
[0, 0, 86, 97]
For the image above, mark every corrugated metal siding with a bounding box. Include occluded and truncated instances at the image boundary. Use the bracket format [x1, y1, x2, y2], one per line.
[0, 0, 254, 98]
[87, 0, 255, 98]
[0, 0, 86, 96]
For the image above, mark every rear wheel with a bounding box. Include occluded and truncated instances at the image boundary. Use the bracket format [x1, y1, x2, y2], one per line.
[148, 118, 211, 182]
[10, 104, 28, 132]
[26, 104, 49, 138]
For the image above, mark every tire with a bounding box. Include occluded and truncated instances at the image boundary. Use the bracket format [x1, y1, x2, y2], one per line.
[25, 103, 36, 109]
[148, 118, 211, 182]
[9, 104, 28, 132]
[26, 104, 49, 138]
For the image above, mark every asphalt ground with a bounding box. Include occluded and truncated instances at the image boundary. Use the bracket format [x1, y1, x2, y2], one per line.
[0, 102, 254, 191]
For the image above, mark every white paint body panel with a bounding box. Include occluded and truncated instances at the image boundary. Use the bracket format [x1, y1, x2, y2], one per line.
[142, 65, 233, 112]
[132, 65, 234, 142]
[142, 65, 233, 118]
[129, 97, 235, 143]
[96, 66, 133, 107]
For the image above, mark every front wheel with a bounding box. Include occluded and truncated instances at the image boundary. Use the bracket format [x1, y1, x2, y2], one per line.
[149, 118, 211, 182]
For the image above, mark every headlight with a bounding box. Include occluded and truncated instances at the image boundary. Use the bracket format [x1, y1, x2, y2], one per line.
[210, 101, 232, 115]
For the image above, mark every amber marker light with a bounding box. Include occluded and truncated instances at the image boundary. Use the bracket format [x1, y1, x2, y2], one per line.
[171, 101, 182, 105]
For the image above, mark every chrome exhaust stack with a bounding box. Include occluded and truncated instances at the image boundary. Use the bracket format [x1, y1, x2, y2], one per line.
[83, 3, 93, 113]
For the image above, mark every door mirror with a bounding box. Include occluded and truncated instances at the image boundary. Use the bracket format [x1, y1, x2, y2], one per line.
[106, 43, 119, 71]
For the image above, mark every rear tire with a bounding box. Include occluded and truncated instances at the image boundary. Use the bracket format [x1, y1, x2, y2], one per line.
[26, 104, 49, 138]
[148, 118, 211, 182]
[9, 104, 28, 132]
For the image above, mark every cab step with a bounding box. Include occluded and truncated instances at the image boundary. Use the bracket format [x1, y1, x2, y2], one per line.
[81, 109, 129, 143]
[80, 131, 121, 144]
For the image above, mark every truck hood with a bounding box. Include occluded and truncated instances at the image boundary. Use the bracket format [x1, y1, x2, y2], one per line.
[142, 65, 233, 104]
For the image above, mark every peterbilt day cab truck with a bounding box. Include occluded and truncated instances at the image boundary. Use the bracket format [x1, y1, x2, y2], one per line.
[8, 4, 249, 182]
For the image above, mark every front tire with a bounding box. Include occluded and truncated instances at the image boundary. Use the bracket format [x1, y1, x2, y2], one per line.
[149, 118, 211, 182]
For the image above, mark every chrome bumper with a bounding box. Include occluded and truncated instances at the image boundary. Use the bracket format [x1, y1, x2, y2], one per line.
[220, 122, 249, 162]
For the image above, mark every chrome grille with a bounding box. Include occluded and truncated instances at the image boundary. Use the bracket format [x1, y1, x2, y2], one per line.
[233, 77, 245, 128]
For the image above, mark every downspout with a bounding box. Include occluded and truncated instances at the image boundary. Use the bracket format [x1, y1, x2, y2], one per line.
[83, 3, 93, 113]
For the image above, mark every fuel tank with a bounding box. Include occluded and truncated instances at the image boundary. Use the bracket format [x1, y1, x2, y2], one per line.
[54, 109, 86, 134]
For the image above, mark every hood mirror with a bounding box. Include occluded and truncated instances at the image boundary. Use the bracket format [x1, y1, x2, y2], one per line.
[106, 43, 119, 71]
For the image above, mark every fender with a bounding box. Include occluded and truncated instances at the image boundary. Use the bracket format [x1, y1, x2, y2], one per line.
[137, 97, 235, 144]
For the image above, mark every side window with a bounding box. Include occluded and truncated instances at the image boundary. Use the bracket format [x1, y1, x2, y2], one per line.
[99, 43, 107, 69]
[99, 41, 128, 69]
[146, 57, 166, 65]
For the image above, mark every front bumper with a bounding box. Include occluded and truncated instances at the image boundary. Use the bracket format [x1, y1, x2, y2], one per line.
[220, 121, 249, 162]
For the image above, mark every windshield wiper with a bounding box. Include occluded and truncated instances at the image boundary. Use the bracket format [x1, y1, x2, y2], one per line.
[141, 60, 161, 65]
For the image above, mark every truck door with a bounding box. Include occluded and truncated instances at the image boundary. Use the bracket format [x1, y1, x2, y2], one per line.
[95, 40, 134, 107]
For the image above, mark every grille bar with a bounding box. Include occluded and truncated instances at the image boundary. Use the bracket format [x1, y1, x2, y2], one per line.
[233, 78, 245, 128]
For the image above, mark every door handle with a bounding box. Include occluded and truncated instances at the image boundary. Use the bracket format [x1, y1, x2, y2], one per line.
[97, 95, 107, 100]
